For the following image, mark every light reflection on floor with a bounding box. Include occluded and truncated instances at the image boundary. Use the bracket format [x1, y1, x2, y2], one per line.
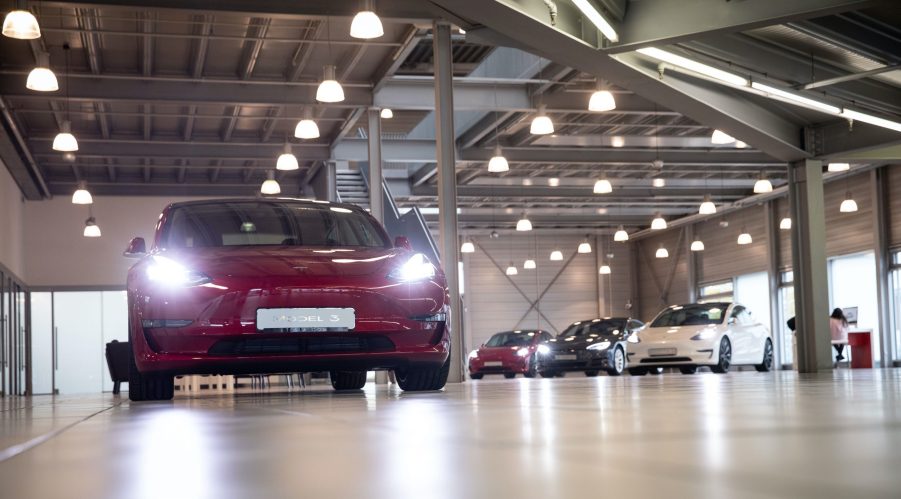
[1, 369, 900, 499]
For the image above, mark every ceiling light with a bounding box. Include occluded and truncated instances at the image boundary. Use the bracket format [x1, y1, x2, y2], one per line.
[578, 239, 592, 254]
[548, 177, 560, 187]
[735, 140, 748, 148]
[550, 250, 563, 261]
[83, 217, 101, 238]
[598, 265, 611, 275]
[613, 226, 629, 242]
[2, 7, 40, 39]
[276, 144, 299, 171]
[750, 82, 841, 115]
[711, 129, 736, 144]
[505, 263, 518, 276]
[72, 181, 93, 205]
[780, 217, 792, 230]
[349, 7, 383, 39]
[651, 213, 667, 230]
[261, 171, 281, 195]
[316, 65, 344, 103]
[488, 145, 509, 173]
[827, 162, 850, 172]
[753, 177, 773, 194]
[52, 120, 78, 151]
[516, 213, 532, 231]
[699, 195, 717, 215]
[655, 245, 669, 258]
[588, 89, 616, 112]
[840, 193, 858, 213]
[530, 105, 554, 135]
[737, 229, 753, 245]
[611, 136, 625, 148]
[636, 47, 749, 87]
[26, 52, 57, 91]
[523, 259, 537, 270]
[380, 108, 393, 119]
[294, 108, 320, 139]
[460, 240, 475, 253]
[571, 0, 619, 42]
[593, 178, 612, 194]
[652, 177, 665, 188]
[522, 178, 533, 186]
[840, 108, 901, 133]
[690, 240, 705, 251]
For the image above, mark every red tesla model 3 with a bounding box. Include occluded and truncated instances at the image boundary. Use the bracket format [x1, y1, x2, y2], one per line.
[124, 199, 450, 400]
[468, 330, 553, 379]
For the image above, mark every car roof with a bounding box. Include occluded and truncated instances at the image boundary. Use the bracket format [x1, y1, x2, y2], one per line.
[165, 197, 365, 213]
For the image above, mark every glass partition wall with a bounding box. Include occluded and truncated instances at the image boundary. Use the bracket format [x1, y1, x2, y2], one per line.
[1, 267, 28, 397]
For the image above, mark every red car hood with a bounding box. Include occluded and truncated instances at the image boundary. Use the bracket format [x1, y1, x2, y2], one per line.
[476, 346, 525, 361]
[161, 247, 406, 278]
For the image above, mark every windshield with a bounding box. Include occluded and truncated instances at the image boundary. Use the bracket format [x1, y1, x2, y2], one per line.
[558, 319, 625, 338]
[485, 331, 536, 347]
[160, 202, 389, 249]
[650, 304, 727, 327]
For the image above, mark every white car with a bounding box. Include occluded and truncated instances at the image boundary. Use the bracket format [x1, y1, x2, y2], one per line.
[626, 302, 774, 375]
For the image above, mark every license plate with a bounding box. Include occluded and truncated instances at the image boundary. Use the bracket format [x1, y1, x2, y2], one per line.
[554, 354, 577, 361]
[484, 361, 503, 367]
[649, 348, 677, 356]
[256, 308, 356, 330]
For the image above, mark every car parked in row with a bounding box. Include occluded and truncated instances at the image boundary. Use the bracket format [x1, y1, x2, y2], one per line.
[538, 318, 644, 377]
[468, 330, 553, 379]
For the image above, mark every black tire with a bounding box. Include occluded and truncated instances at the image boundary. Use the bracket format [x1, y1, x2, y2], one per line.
[504, 373, 516, 379]
[556, 371, 566, 378]
[606, 347, 625, 376]
[128, 342, 174, 402]
[584, 370, 600, 377]
[469, 373, 484, 380]
[395, 354, 451, 392]
[755, 339, 774, 372]
[679, 366, 698, 375]
[330, 371, 367, 390]
[629, 367, 648, 376]
[539, 371, 556, 378]
[648, 367, 664, 375]
[710, 337, 732, 374]
[523, 355, 538, 378]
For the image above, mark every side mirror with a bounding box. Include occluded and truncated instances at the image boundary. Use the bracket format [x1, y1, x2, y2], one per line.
[728, 317, 736, 325]
[394, 236, 412, 250]
[124, 237, 147, 258]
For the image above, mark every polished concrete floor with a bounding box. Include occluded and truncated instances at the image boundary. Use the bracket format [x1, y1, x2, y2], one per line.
[1, 369, 900, 499]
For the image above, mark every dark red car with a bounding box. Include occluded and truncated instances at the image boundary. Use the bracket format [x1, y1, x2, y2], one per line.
[124, 199, 450, 400]
[468, 330, 553, 379]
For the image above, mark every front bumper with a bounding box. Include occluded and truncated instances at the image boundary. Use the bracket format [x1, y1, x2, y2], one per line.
[469, 356, 531, 375]
[627, 339, 716, 367]
[538, 350, 612, 372]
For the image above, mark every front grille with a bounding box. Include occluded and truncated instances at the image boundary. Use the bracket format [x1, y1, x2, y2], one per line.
[641, 357, 692, 363]
[208, 335, 395, 355]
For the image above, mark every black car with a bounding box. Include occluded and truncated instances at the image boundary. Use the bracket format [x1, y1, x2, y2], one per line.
[538, 317, 644, 377]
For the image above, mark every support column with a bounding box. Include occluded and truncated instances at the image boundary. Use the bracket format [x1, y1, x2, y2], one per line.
[685, 225, 698, 303]
[788, 159, 832, 372]
[433, 21, 463, 383]
[765, 200, 782, 368]
[871, 167, 893, 366]
[325, 161, 339, 202]
[595, 235, 604, 316]
[367, 108, 383, 223]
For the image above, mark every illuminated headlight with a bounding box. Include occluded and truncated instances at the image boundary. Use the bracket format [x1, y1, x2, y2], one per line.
[586, 341, 611, 351]
[146, 255, 211, 286]
[537, 344, 550, 355]
[516, 347, 530, 357]
[468, 350, 479, 360]
[387, 253, 436, 282]
[627, 334, 640, 344]
[691, 329, 717, 341]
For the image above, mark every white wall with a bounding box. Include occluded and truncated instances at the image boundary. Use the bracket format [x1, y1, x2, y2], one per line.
[24, 195, 211, 287]
[0, 161, 25, 280]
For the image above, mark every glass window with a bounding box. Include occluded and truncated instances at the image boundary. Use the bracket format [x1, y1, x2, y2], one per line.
[558, 319, 626, 338]
[779, 284, 795, 366]
[829, 252, 880, 364]
[650, 304, 728, 327]
[699, 280, 733, 303]
[892, 268, 901, 361]
[735, 271, 771, 330]
[485, 331, 536, 347]
[781, 270, 794, 285]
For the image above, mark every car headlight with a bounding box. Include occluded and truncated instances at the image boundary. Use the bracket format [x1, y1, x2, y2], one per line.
[691, 329, 717, 341]
[537, 344, 550, 355]
[516, 347, 530, 357]
[627, 334, 640, 344]
[586, 341, 611, 351]
[146, 255, 211, 286]
[468, 350, 479, 360]
[387, 253, 436, 282]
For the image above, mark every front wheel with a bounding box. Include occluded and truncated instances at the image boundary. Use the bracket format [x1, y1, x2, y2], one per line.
[395, 355, 451, 392]
[679, 366, 698, 375]
[755, 339, 774, 372]
[330, 371, 367, 390]
[584, 370, 599, 377]
[504, 373, 516, 379]
[539, 371, 556, 378]
[606, 347, 625, 376]
[524, 355, 538, 378]
[128, 345, 174, 402]
[469, 373, 484, 380]
[710, 337, 732, 374]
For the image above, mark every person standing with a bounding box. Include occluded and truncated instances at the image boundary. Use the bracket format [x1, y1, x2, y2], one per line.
[830, 308, 849, 362]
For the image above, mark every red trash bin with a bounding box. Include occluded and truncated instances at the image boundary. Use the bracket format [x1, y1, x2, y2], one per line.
[847, 331, 872, 369]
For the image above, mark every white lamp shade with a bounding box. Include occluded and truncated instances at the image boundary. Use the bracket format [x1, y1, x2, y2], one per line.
[548, 177, 560, 187]
[550, 250, 563, 261]
[523, 259, 537, 269]
[588, 90, 616, 112]
[613, 227, 629, 242]
[780, 217, 792, 230]
[380, 108, 393, 119]
[72, 187, 93, 205]
[349, 10, 384, 39]
[261, 172, 281, 195]
[277, 152, 299, 171]
[3, 10, 41, 39]
[691, 240, 705, 251]
[611, 136, 625, 148]
[840, 198, 858, 213]
[488, 148, 509, 172]
[651, 216, 667, 230]
[737, 232, 753, 245]
[699, 199, 717, 215]
[655, 247, 669, 258]
[652, 177, 666, 188]
[753, 178, 773, 193]
[505, 265, 518, 276]
[83, 220, 101, 238]
[26, 67, 58, 92]
[53, 132, 78, 152]
[593, 179, 612, 194]
[599, 265, 611, 275]
[294, 119, 320, 139]
[577, 242, 592, 254]
[711, 129, 736, 144]
[530, 108, 554, 135]
[828, 163, 850, 172]
[460, 241, 475, 253]
[316, 66, 344, 103]
[516, 216, 533, 231]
